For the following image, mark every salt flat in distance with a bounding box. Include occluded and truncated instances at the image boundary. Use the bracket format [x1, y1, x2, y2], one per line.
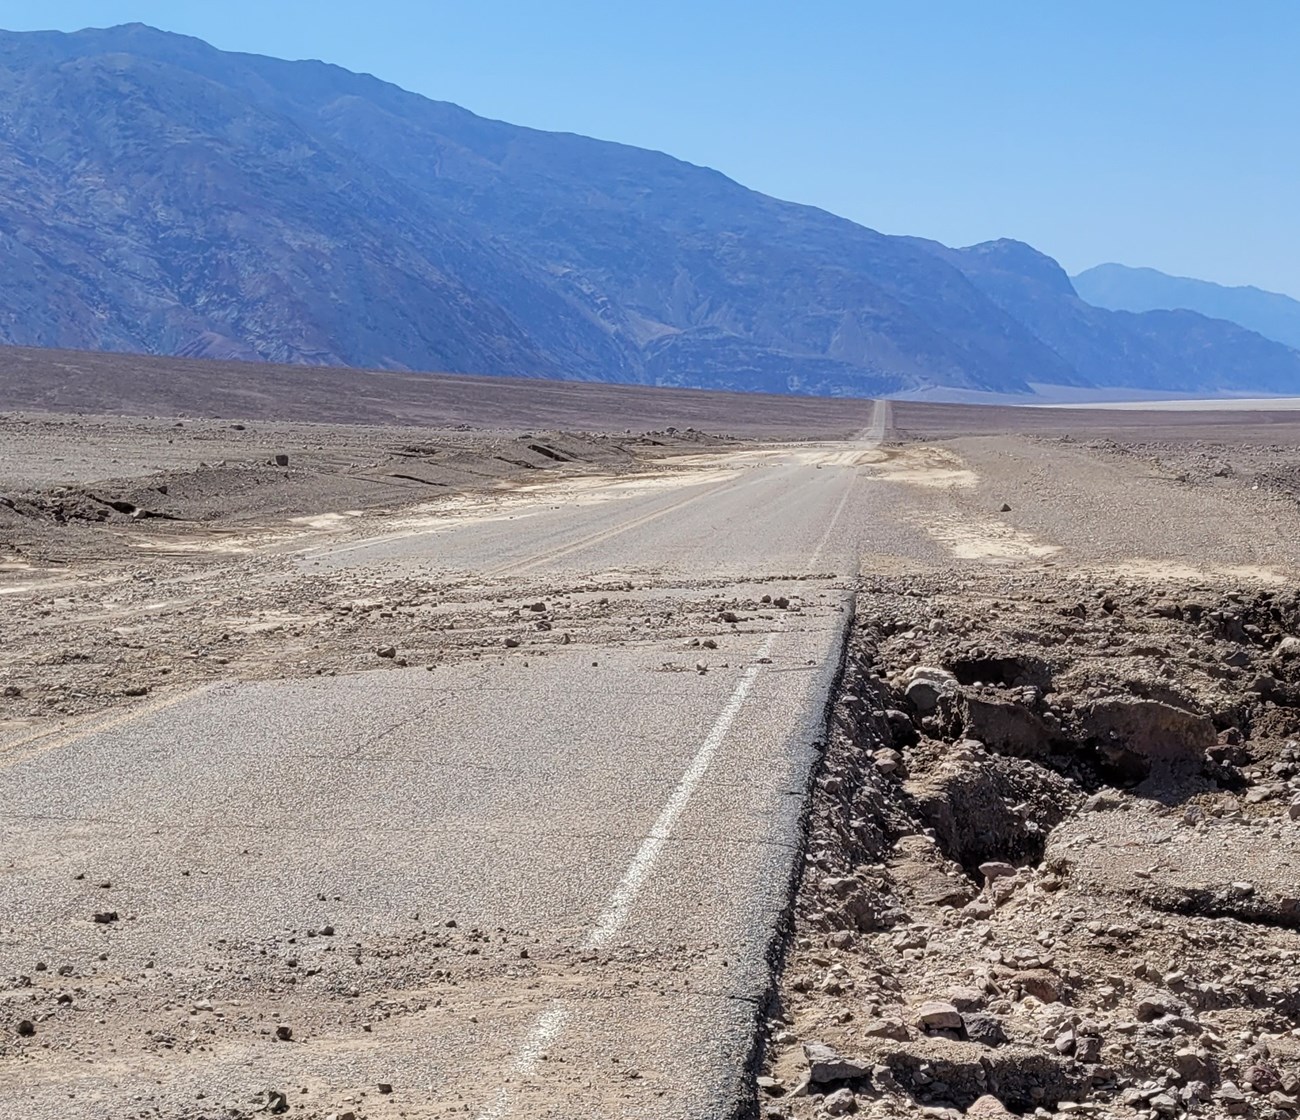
[1037, 395, 1300, 411]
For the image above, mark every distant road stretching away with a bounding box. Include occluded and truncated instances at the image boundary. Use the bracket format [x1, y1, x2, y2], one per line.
[0, 404, 928, 1119]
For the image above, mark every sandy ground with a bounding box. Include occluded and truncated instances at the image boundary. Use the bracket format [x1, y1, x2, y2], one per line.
[0, 411, 766, 739]
[3, 358, 1300, 1120]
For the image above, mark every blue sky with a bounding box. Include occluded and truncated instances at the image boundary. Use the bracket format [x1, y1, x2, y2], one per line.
[6, 1, 1299, 296]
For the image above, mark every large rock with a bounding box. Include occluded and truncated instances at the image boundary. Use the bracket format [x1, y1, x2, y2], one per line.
[914, 1000, 964, 1030]
[1080, 697, 1216, 777]
[905, 667, 960, 714]
[803, 1041, 871, 1083]
[889, 834, 978, 909]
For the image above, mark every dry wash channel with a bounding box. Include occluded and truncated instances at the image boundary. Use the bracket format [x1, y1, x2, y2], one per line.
[759, 572, 1300, 1120]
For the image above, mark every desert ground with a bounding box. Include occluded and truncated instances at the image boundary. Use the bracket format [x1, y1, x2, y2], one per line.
[2, 351, 1299, 1120]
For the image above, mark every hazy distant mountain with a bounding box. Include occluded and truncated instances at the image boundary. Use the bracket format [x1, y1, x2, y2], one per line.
[928, 242, 1300, 394]
[1074, 264, 1300, 352]
[0, 24, 1297, 398]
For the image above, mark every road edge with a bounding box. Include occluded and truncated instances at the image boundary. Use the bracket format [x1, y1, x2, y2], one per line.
[727, 588, 859, 1120]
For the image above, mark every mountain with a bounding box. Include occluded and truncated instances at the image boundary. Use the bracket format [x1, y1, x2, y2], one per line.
[0, 24, 1297, 399]
[922, 241, 1300, 394]
[1074, 263, 1300, 352]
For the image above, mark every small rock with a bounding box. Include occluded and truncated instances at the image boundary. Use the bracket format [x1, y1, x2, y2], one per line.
[824, 1087, 857, 1115]
[978, 861, 1016, 883]
[1135, 994, 1178, 1022]
[1075, 1035, 1103, 1062]
[275, 1025, 293, 1041]
[860, 1017, 910, 1041]
[946, 986, 986, 1011]
[999, 503, 1012, 513]
[273, 453, 290, 467]
[92, 911, 119, 924]
[1011, 968, 1061, 1003]
[1174, 1046, 1211, 1080]
[503, 637, 521, 648]
[377, 1082, 393, 1094]
[875, 748, 904, 775]
[1245, 1064, 1283, 1093]
[967, 1095, 1013, 1118]
[376, 646, 397, 659]
[962, 1013, 1008, 1048]
[1216, 1082, 1249, 1115]
[16, 1020, 35, 1037]
[905, 671, 956, 715]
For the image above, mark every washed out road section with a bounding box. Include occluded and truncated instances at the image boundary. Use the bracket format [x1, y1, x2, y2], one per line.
[0, 416, 906, 1120]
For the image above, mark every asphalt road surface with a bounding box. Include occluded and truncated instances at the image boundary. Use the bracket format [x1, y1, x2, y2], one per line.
[0, 403, 922, 1119]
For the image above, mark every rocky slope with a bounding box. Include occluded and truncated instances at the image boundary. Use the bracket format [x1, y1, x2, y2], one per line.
[763, 572, 1300, 1120]
[1, 24, 1299, 397]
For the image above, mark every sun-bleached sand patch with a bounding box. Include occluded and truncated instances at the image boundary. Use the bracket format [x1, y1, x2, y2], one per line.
[864, 446, 979, 489]
[925, 516, 1061, 561]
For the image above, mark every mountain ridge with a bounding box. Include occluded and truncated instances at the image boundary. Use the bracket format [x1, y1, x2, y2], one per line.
[0, 23, 1297, 398]
[1073, 263, 1300, 353]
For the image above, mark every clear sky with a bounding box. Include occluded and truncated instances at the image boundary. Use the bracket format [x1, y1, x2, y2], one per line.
[5, 1, 1299, 297]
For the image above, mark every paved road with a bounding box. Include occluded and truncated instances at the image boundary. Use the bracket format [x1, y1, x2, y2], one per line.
[0, 403, 924, 1118]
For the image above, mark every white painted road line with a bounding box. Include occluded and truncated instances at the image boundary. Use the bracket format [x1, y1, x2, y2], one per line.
[477, 1004, 571, 1120]
[584, 629, 779, 951]
[475, 630, 779, 1118]
[472, 411, 883, 1116]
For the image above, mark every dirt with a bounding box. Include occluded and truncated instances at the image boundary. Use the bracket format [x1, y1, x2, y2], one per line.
[5, 356, 1300, 1120]
[0, 345, 878, 436]
[758, 567, 1300, 1120]
[0, 410, 777, 740]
